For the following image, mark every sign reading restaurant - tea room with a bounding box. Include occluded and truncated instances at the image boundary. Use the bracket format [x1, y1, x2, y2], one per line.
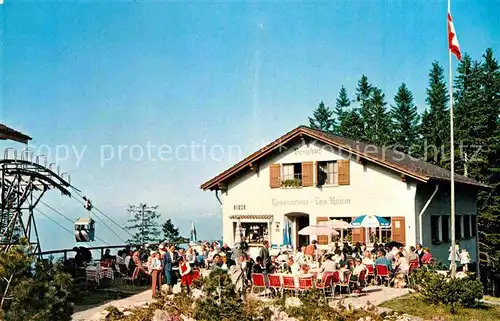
[271, 196, 351, 207]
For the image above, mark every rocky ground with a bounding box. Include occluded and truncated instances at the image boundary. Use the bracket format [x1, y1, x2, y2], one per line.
[72, 284, 422, 321]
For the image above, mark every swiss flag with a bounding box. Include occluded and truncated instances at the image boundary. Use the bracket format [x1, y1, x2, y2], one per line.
[448, 13, 462, 61]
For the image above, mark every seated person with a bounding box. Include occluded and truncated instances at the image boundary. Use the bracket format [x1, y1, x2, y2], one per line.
[252, 256, 264, 273]
[393, 252, 409, 274]
[268, 256, 279, 274]
[320, 254, 337, 272]
[211, 254, 223, 270]
[362, 251, 375, 266]
[421, 248, 433, 264]
[351, 257, 367, 283]
[407, 246, 419, 263]
[375, 249, 392, 271]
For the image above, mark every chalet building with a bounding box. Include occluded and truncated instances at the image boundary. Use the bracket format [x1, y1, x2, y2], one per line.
[201, 126, 487, 266]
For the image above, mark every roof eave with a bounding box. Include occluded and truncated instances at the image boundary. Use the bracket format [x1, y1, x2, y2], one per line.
[200, 126, 430, 190]
[427, 177, 491, 190]
[0, 124, 32, 144]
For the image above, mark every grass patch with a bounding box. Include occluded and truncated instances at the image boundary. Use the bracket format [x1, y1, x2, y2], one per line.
[380, 294, 500, 321]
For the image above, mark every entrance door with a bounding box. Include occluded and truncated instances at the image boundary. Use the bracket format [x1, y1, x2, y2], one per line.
[391, 217, 406, 244]
[297, 216, 310, 248]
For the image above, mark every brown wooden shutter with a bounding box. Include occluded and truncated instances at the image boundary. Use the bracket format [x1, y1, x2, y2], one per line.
[351, 228, 365, 244]
[391, 217, 406, 244]
[338, 159, 350, 185]
[269, 164, 281, 188]
[313, 161, 317, 186]
[316, 217, 329, 245]
[302, 162, 314, 187]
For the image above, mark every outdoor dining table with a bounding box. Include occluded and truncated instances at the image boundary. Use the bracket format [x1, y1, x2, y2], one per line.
[275, 273, 314, 287]
[310, 267, 351, 282]
[85, 265, 114, 282]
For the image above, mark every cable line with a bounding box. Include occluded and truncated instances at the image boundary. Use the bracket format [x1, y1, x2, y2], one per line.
[39, 201, 112, 245]
[69, 196, 127, 243]
[69, 187, 135, 240]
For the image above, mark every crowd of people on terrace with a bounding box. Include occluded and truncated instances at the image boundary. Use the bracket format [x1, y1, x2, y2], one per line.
[85, 237, 471, 298]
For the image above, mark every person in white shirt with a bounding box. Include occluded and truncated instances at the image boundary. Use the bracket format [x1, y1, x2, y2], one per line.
[287, 257, 301, 274]
[150, 252, 163, 298]
[207, 247, 216, 267]
[362, 251, 374, 266]
[393, 252, 409, 274]
[320, 254, 337, 272]
[294, 247, 306, 264]
[124, 251, 132, 273]
[352, 258, 368, 279]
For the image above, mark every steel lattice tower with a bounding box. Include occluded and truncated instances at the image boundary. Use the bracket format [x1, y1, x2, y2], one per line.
[0, 148, 72, 253]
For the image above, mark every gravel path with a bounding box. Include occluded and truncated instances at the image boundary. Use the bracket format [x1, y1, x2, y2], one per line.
[72, 284, 182, 321]
[342, 286, 412, 308]
[72, 284, 410, 320]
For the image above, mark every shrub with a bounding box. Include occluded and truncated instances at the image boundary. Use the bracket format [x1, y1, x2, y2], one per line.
[415, 269, 483, 313]
[1, 241, 74, 321]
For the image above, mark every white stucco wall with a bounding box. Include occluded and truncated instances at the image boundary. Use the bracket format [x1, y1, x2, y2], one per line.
[416, 183, 478, 266]
[219, 140, 418, 249]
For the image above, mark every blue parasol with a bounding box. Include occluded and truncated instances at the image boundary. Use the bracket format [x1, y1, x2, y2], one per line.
[351, 215, 391, 228]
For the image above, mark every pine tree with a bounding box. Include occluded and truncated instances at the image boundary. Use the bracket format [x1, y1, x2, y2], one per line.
[334, 86, 364, 139]
[125, 203, 161, 244]
[341, 109, 364, 140]
[356, 75, 373, 141]
[367, 87, 391, 146]
[161, 219, 183, 243]
[475, 48, 500, 296]
[334, 86, 350, 135]
[391, 83, 420, 154]
[419, 61, 449, 166]
[454, 54, 485, 178]
[308, 101, 336, 133]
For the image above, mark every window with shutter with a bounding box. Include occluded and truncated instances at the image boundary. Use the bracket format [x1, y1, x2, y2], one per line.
[316, 217, 329, 245]
[269, 164, 281, 188]
[338, 159, 350, 185]
[302, 162, 314, 187]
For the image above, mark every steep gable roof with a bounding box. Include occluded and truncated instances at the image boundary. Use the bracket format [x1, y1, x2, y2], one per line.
[200, 126, 488, 190]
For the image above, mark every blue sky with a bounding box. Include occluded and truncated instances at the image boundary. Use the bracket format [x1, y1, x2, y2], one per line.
[0, 1, 498, 251]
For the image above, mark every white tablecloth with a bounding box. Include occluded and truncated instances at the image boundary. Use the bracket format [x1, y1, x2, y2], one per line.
[275, 273, 314, 287]
[86, 266, 114, 281]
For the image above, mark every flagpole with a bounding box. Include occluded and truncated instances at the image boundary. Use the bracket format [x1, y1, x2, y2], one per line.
[448, 0, 457, 278]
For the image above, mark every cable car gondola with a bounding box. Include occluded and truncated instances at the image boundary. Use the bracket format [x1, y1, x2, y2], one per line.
[74, 196, 95, 242]
[74, 217, 95, 242]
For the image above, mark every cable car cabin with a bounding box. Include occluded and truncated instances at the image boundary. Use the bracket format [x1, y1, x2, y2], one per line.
[74, 217, 95, 242]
